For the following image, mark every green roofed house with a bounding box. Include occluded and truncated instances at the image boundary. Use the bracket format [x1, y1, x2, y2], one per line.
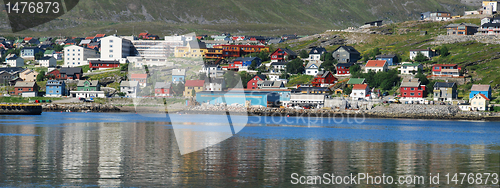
[347, 78, 366, 86]
[39, 37, 48, 42]
[77, 80, 100, 91]
[398, 62, 423, 75]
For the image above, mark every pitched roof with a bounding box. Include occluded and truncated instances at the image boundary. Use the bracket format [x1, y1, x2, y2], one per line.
[95, 34, 106, 38]
[375, 54, 396, 58]
[204, 77, 225, 85]
[365, 60, 387, 67]
[352, 84, 369, 90]
[60, 67, 82, 75]
[476, 93, 490, 101]
[38, 56, 54, 60]
[185, 80, 205, 87]
[77, 80, 99, 87]
[481, 23, 500, 27]
[14, 81, 36, 88]
[471, 84, 491, 91]
[234, 57, 261, 62]
[253, 74, 267, 80]
[309, 47, 327, 55]
[271, 61, 288, 66]
[336, 62, 354, 67]
[44, 50, 55, 54]
[130, 74, 148, 79]
[347, 78, 365, 85]
[120, 81, 139, 87]
[334, 46, 360, 54]
[434, 82, 456, 88]
[400, 78, 421, 87]
[446, 23, 479, 28]
[306, 62, 320, 69]
[277, 48, 297, 56]
[155, 82, 172, 89]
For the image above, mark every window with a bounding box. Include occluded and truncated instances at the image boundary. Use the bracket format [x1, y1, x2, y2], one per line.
[110, 45, 113, 48]
[411, 88, 415, 91]
[109, 55, 113, 58]
[411, 93, 414, 96]
[110, 40, 113, 43]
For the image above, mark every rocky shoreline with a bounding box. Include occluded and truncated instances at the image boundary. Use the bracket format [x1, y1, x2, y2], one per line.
[41, 103, 500, 121]
[42, 104, 121, 112]
[184, 104, 500, 121]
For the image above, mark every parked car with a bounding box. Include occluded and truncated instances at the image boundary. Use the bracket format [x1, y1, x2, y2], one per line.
[382, 92, 389, 96]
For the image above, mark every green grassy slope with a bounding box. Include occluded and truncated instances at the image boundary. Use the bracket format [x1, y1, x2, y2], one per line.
[0, 0, 474, 36]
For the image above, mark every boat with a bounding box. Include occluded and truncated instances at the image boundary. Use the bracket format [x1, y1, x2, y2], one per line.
[0, 104, 43, 115]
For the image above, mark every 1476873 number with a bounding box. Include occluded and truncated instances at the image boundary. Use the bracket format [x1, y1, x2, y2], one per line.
[5, 2, 60, 14]
[445, 173, 499, 185]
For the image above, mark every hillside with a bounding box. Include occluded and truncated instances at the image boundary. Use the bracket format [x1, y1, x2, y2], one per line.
[280, 17, 500, 102]
[0, 0, 480, 36]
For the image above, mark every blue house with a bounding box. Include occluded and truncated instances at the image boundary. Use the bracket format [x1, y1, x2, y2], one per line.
[46, 80, 66, 97]
[469, 84, 491, 100]
[172, 69, 186, 83]
[21, 47, 43, 60]
[375, 54, 399, 66]
[196, 90, 280, 107]
[233, 57, 262, 67]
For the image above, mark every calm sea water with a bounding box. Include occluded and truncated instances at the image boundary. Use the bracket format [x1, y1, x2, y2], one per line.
[0, 112, 499, 187]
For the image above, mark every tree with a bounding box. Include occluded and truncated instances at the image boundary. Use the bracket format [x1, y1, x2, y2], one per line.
[172, 82, 185, 96]
[199, 73, 206, 80]
[117, 92, 126, 97]
[320, 59, 337, 72]
[237, 71, 253, 88]
[249, 60, 258, 70]
[321, 52, 333, 61]
[120, 63, 129, 71]
[286, 58, 305, 74]
[299, 50, 309, 58]
[257, 65, 267, 74]
[439, 46, 449, 57]
[414, 52, 428, 62]
[344, 85, 353, 95]
[349, 64, 361, 73]
[36, 70, 46, 82]
[362, 48, 381, 62]
[224, 71, 240, 88]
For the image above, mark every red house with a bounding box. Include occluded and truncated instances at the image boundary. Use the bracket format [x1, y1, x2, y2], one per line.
[155, 82, 172, 96]
[138, 32, 159, 40]
[231, 36, 246, 41]
[131, 74, 148, 87]
[89, 60, 121, 70]
[47, 67, 83, 80]
[311, 71, 337, 87]
[431, 64, 462, 78]
[336, 63, 354, 75]
[400, 77, 426, 98]
[247, 75, 267, 89]
[270, 48, 297, 62]
[14, 81, 38, 96]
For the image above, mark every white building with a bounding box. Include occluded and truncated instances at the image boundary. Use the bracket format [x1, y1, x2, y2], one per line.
[70, 91, 106, 98]
[364, 60, 388, 73]
[350, 84, 370, 100]
[63, 45, 99, 67]
[100, 35, 132, 61]
[305, 62, 320, 76]
[307, 47, 327, 63]
[398, 62, 423, 75]
[409, 49, 435, 60]
[6, 57, 24, 67]
[290, 94, 325, 107]
[38, 56, 57, 67]
[199, 64, 224, 78]
[120, 81, 139, 98]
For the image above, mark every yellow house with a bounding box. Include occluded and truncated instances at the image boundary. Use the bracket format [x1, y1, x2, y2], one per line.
[470, 93, 490, 111]
[19, 69, 39, 82]
[183, 80, 205, 97]
[174, 41, 207, 58]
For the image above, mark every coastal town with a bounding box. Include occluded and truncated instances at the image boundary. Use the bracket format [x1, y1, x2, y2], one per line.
[1, 1, 500, 116]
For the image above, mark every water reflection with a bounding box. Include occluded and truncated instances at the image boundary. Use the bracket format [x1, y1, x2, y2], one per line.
[0, 113, 498, 187]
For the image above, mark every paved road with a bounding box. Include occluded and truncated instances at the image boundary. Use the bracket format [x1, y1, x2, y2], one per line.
[52, 98, 82, 104]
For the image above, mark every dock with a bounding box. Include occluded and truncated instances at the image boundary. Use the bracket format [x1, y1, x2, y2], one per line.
[0, 104, 43, 115]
